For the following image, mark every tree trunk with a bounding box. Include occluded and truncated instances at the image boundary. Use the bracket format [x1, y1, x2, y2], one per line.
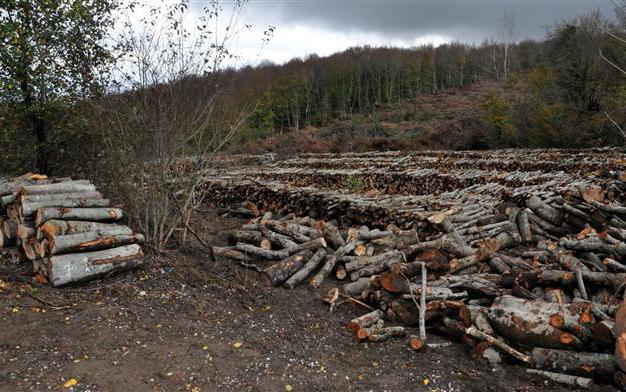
[263, 250, 312, 286]
[284, 248, 327, 289]
[35, 207, 123, 226]
[47, 244, 144, 287]
[49, 231, 144, 255]
[531, 347, 617, 382]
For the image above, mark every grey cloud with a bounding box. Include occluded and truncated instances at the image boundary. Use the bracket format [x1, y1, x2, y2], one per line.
[248, 0, 616, 43]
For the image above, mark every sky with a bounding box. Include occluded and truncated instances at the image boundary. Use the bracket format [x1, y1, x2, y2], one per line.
[218, 0, 616, 65]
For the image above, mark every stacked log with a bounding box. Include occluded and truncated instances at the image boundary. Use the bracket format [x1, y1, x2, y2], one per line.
[0, 173, 144, 286]
[215, 199, 626, 387]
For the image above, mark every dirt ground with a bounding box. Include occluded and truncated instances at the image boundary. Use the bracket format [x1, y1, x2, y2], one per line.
[0, 210, 598, 391]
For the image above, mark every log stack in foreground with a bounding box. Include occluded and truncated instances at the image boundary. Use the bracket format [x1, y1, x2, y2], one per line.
[0, 173, 144, 286]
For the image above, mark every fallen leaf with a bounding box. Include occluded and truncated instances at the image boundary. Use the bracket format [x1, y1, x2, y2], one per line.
[285, 385, 293, 391]
[423, 378, 429, 386]
[202, 345, 209, 350]
[232, 342, 243, 349]
[63, 378, 78, 388]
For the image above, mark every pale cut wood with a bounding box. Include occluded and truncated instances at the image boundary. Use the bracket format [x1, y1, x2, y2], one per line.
[38, 220, 131, 240]
[263, 250, 312, 286]
[235, 242, 289, 260]
[20, 181, 96, 196]
[21, 198, 110, 217]
[47, 244, 144, 287]
[531, 347, 617, 382]
[465, 326, 532, 364]
[212, 246, 254, 262]
[20, 191, 102, 203]
[50, 232, 145, 255]
[284, 248, 328, 289]
[35, 208, 123, 226]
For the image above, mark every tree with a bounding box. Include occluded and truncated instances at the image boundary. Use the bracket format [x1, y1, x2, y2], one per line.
[96, 0, 268, 250]
[497, 11, 516, 82]
[0, 0, 118, 172]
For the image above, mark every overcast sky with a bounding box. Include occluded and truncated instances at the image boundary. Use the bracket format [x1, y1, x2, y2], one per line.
[199, 0, 617, 65]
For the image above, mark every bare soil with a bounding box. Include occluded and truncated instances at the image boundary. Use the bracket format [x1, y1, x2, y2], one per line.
[0, 210, 591, 391]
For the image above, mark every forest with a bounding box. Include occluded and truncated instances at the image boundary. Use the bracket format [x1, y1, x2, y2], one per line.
[234, 10, 626, 149]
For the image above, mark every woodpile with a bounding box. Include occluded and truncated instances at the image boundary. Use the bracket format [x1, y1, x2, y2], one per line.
[0, 173, 144, 286]
[205, 148, 626, 388]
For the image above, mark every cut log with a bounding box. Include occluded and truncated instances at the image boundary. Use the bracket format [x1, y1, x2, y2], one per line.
[283, 248, 327, 289]
[20, 191, 102, 203]
[343, 277, 372, 297]
[593, 320, 615, 345]
[49, 232, 145, 255]
[263, 250, 313, 286]
[465, 326, 532, 364]
[235, 242, 289, 260]
[487, 296, 587, 350]
[526, 369, 594, 388]
[346, 309, 384, 332]
[20, 182, 96, 196]
[367, 326, 406, 342]
[517, 210, 533, 243]
[3, 219, 18, 240]
[310, 240, 362, 288]
[265, 220, 319, 242]
[321, 222, 345, 249]
[38, 220, 132, 240]
[345, 250, 403, 272]
[21, 198, 110, 217]
[212, 247, 255, 262]
[531, 347, 617, 382]
[500, 270, 626, 288]
[285, 237, 327, 255]
[526, 195, 563, 225]
[35, 207, 123, 226]
[47, 244, 144, 287]
[260, 227, 298, 249]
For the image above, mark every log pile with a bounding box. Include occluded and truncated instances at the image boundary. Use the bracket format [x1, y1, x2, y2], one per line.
[215, 205, 626, 387]
[0, 173, 144, 286]
[205, 148, 626, 388]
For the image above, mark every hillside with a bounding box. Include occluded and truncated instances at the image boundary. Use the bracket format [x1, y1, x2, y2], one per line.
[236, 81, 505, 155]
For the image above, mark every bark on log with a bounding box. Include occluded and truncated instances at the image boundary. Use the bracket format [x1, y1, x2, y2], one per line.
[525, 369, 593, 388]
[20, 182, 96, 196]
[346, 309, 384, 332]
[21, 198, 110, 217]
[367, 326, 406, 342]
[265, 220, 320, 242]
[263, 250, 312, 286]
[286, 237, 327, 255]
[38, 220, 132, 240]
[310, 240, 362, 288]
[284, 248, 327, 289]
[20, 191, 102, 204]
[500, 270, 626, 288]
[531, 347, 617, 382]
[212, 246, 255, 262]
[235, 242, 289, 260]
[465, 325, 532, 363]
[47, 244, 144, 287]
[343, 277, 371, 297]
[517, 210, 533, 243]
[35, 207, 123, 226]
[487, 296, 586, 350]
[345, 250, 403, 272]
[50, 232, 145, 255]
[526, 195, 563, 225]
